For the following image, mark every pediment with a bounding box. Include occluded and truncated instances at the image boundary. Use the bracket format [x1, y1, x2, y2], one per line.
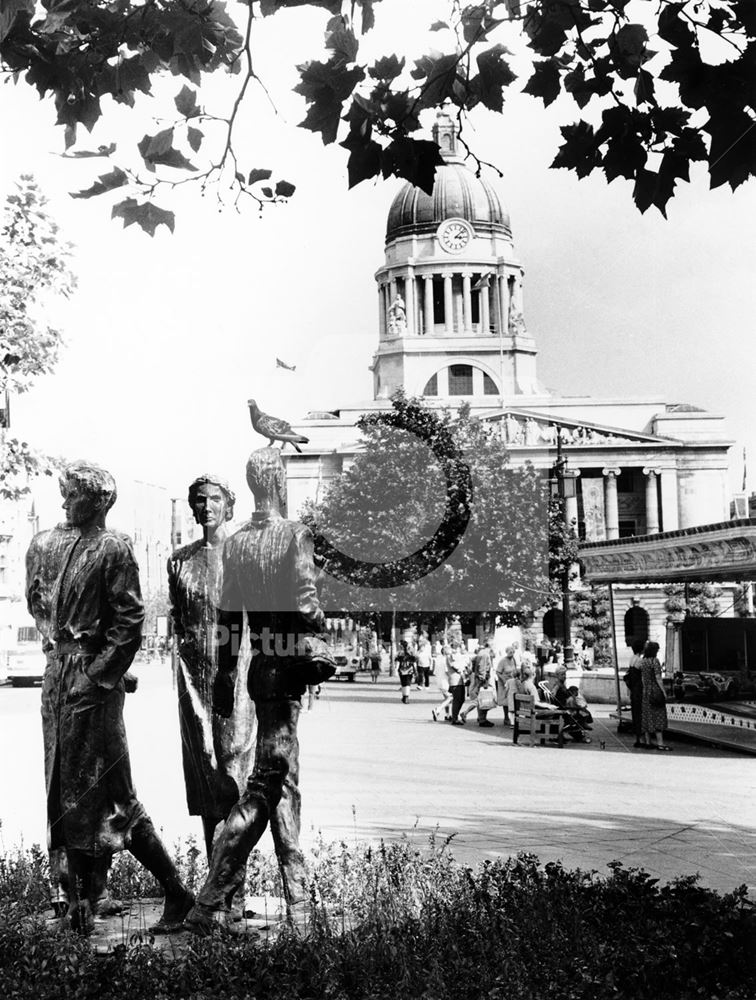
[482, 408, 677, 448]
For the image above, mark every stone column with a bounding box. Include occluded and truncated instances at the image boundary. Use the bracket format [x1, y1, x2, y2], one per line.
[443, 274, 454, 334]
[643, 467, 661, 534]
[423, 275, 434, 336]
[498, 274, 509, 335]
[480, 274, 490, 334]
[405, 268, 415, 336]
[603, 467, 621, 540]
[462, 272, 472, 334]
[389, 276, 397, 306]
[378, 281, 387, 340]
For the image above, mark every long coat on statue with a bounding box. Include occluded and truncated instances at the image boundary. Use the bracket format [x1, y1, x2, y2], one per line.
[168, 540, 255, 821]
[27, 526, 146, 856]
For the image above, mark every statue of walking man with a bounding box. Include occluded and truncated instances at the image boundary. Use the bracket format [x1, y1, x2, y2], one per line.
[185, 447, 335, 934]
[27, 461, 193, 934]
[167, 475, 255, 871]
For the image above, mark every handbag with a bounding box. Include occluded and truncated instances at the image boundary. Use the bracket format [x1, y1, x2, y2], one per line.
[649, 683, 666, 708]
[477, 683, 497, 711]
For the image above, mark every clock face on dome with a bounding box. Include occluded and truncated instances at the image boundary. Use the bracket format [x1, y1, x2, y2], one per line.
[437, 219, 472, 253]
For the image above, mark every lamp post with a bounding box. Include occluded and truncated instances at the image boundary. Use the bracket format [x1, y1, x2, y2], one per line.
[551, 424, 576, 666]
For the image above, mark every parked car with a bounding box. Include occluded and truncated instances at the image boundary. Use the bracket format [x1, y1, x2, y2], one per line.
[5, 644, 45, 687]
[328, 643, 358, 682]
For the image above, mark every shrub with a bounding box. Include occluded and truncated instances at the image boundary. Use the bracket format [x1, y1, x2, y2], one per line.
[0, 840, 754, 1000]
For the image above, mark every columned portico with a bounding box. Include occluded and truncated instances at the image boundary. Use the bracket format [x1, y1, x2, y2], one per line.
[603, 467, 621, 540]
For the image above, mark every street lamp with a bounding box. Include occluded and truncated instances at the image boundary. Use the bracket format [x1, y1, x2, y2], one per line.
[550, 424, 576, 666]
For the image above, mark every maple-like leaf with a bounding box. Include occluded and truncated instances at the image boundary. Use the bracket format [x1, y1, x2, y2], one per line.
[523, 58, 561, 107]
[275, 179, 296, 197]
[111, 198, 175, 236]
[295, 59, 365, 144]
[551, 121, 601, 178]
[248, 168, 273, 184]
[187, 126, 203, 152]
[325, 16, 359, 66]
[175, 84, 200, 118]
[381, 136, 443, 195]
[471, 44, 517, 113]
[369, 54, 405, 81]
[71, 167, 128, 199]
[411, 51, 460, 110]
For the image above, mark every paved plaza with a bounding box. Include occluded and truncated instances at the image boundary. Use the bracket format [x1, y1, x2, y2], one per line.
[1, 663, 754, 896]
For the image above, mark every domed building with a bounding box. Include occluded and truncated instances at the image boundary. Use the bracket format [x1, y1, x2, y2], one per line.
[283, 113, 737, 668]
[373, 112, 538, 403]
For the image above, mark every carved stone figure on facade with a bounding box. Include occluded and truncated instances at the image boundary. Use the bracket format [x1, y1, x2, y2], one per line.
[508, 308, 527, 338]
[388, 293, 407, 334]
[185, 447, 335, 934]
[167, 475, 256, 866]
[26, 461, 193, 935]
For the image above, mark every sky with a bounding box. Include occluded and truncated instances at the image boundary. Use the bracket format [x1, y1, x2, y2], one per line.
[1, 0, 755, 526]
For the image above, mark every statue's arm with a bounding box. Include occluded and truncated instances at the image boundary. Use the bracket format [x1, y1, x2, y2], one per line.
[86, 539, 145, 689]
[292, 526, 325, 634]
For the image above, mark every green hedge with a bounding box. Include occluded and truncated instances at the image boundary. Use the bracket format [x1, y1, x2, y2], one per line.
[1, 838, 754, 1000]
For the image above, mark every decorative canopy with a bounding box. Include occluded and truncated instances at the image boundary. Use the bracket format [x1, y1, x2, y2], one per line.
[580, 518, 756, 584]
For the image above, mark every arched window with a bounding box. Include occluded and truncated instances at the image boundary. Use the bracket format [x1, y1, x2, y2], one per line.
[449, 364, 473, 395]
[483, 373, 498, 395]
[624, 604, 649, 649]
[543, 608, 564, 643]
[423, 373, 438, 396]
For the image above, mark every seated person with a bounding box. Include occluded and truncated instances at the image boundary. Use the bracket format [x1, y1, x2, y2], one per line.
[550, 667, 592, 743]
[566, 685, 593, 726]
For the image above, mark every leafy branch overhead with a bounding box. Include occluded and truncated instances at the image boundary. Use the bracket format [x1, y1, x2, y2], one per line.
[1, 1, 754, 233]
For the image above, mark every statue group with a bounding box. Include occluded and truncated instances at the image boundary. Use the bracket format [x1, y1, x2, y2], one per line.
[25, 439, 334, 936]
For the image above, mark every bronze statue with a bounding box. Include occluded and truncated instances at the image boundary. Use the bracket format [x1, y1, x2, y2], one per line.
[184, 447, 334, 934]
[167, 475, 255, 864]
[25, 461, 193, 935]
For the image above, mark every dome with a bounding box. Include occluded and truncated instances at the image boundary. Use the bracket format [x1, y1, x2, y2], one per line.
[386, 161, 511, 244]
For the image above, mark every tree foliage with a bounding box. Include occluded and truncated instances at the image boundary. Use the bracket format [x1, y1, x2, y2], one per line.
[2, 1, 754, 233]
[303, 391, 552, 618]
[571, 584, 613, 666]
[0, 176, 75, 499]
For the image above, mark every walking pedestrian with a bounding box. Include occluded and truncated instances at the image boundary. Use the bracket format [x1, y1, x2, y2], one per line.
[397, 640, 415, 703]
[459, 639, 495, 727]
[495, 646, 518, 726]
[369, 646, 382, 683]
[446, 640, 469, 724]
[416, 637, 433, 688]
[431, 644, 452, 721]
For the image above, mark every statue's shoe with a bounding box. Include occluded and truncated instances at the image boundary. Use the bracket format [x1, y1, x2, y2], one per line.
[151, 889, 195, 935]
[183, 902, 220, 937]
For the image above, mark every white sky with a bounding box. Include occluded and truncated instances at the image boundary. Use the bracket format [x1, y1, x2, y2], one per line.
[1, 0, 755, 521]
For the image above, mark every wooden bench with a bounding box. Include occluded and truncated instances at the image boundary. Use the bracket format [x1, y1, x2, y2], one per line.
[513, 693, 564, 747]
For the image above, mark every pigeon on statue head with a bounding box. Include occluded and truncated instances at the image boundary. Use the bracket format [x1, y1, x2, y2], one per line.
[247, 399, 309, 453]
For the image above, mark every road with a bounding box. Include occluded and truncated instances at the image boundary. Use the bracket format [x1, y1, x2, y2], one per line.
[1, 663, 754, 894]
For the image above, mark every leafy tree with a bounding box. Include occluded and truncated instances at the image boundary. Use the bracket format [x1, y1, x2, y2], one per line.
[0, 176, 75, 500]
[304, 391, 552, 624]
[2, 1, 754, 234]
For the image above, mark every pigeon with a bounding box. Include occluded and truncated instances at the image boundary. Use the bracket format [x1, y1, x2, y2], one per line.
[248, 399, 309, 453]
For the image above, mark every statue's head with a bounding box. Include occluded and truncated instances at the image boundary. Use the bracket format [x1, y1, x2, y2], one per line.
[59, 461, 117, 527]
[188, 474, 235, 531]
[246, 447, 287, 513]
